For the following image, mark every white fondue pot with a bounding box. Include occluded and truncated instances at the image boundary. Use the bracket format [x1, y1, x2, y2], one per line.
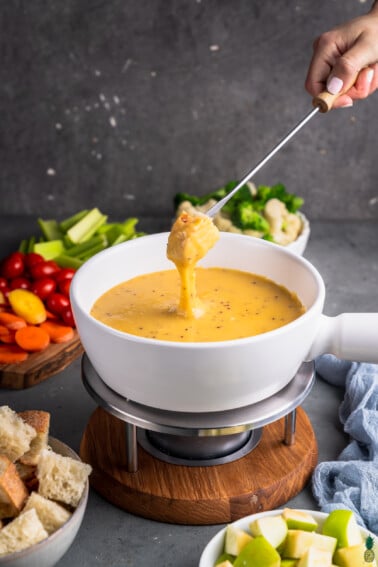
[70, 232, 378, 413]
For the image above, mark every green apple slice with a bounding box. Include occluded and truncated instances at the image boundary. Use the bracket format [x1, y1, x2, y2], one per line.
[282, 508, 318, 532]
[297, 546, 333, 566]
[322, 509, 363, 549]
[233, 536, 281, 567]
[333, 543, 377, 567]
[215, 561, 233, 567]
[249, 514, 288, 548]
[224, 525, 253, 556]
[283, 530, 337, 559]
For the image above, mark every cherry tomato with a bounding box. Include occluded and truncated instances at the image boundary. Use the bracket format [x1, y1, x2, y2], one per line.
[1, 252, 25, 279]
[55, 268, 75, 283]
[58, 279, 71, 297]
[30, 260, 61, 280]
[31, 277, 57, 300]
[46, 292, 70, 315]
[9, 277, 31, 290]
[61, 306, 75, 327]
[0, 277, 8, 290]
[25, 252, 44, 269]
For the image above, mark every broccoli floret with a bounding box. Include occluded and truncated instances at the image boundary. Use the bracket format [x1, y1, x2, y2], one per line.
[231, 202, 270, 233]
[255, 183, 304, 213]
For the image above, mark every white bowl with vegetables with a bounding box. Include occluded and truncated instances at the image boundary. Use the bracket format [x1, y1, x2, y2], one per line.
[175, 181, 310, 256]
[199, 508, 376, 567]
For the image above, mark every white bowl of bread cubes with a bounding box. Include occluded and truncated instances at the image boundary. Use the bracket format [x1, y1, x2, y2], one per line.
[0, 405, 92, 567]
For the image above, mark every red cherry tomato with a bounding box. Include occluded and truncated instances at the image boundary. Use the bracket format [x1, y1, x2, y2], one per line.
[9, 277, 31, 290]
[0, 277, 8, 290]
[1, 252, 25, 279]
[25, 252, 44, 269]
[46, 292, 70, 315]
[58, 279, 71, 297]
[30, 260, 61, 280]
[55, 268, 75, 283]
[31, 277, 57, 300]
[61, 306, 75, 327]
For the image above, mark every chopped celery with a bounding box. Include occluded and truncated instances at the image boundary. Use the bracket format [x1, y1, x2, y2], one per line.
[64, 234, 107, 257]
[66, 208, 108, 244]
[37, 218, 63, 241]
[27, 236, 36, 253]
[33, 240, 66, 260]
[54, 255, 84, 269]
[59, 210, 88, 233]
[20, 208, 143, 267]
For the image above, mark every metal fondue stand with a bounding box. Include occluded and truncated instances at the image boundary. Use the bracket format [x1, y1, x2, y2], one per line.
[80, 355, 318, 525]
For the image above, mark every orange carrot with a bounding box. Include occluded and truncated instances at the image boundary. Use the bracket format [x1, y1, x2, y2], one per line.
[0, 311, 27, 331]
[15, 326, 50, 352]
[0, 325, 10, 336]
[0, 344, 28, 364]
[0, 329, 16, 344]
[45, 309, 59, 320]
[40, 321, 74, 343]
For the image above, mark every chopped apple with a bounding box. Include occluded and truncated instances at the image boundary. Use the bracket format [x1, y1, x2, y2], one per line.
[216, 561, 233, 567]
[282, 508, 318, 532]
[224, 525, 253, 556]
[322, 509, 363, 549]
[283, 530, 337, 559]
[233, 536, 281, 567]
[249, 514, 288, 548]
[333, 543, 377, 567]
[215, 552, 235, 566]
[297, 546, 333, 566]
[281, 560, 298, 567]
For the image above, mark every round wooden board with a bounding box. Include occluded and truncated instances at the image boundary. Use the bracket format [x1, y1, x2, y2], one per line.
[80, 406, 318, 525]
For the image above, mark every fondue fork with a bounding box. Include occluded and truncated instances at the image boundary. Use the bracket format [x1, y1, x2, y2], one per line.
[206, 91, 337, 219]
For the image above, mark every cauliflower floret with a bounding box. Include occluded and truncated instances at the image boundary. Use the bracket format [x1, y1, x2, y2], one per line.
[264, 198, 302, 245]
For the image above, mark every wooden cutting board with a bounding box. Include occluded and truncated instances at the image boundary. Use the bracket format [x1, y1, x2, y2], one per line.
[0, 331, 83, 389]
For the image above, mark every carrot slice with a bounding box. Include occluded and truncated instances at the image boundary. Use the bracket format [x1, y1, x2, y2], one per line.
[0, 329, 16, 344]
[0, 344, 28, 364]
[40, 321, 74, 343]
[15, 326, 50, 352]
[0, 311, 27, 331]
[0, 325, 10, 336]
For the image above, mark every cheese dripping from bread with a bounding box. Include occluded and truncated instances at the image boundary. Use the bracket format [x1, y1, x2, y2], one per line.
[167, 211, 219, 317]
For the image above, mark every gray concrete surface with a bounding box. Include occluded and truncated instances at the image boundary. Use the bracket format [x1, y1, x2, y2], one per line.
[1, 217, 377, 566]
[1, 1, 378, 221]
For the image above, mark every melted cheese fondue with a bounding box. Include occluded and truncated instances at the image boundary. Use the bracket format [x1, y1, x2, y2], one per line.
[91, 267, 305, 342]
[91, 211, 305, 341]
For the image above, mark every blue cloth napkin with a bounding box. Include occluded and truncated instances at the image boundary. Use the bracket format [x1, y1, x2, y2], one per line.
[312, 354, 378, 534]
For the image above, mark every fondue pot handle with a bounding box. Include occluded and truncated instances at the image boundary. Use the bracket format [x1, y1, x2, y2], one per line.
[307, 313, 378, 363]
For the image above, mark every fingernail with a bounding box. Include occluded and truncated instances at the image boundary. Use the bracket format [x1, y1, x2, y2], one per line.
[340, 102, 353, 108]
[327, 76, 344, 94]
[366, 68, 374, 83]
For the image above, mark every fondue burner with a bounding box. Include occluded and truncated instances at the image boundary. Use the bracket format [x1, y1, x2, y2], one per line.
[80, 355, 318, 525]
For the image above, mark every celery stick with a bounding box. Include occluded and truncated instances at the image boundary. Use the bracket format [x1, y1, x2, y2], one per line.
[66, 208, 107, 244]
[27, 236, 36, 253]
[120, 217, 138, 236]
[110, 234, 128, 246]
[33, 240, 66, 260]
[78, 242, 108, 261]
[19, 239, 29, 253]
[64, 234, 107, 257]
[38, 218, 63, 241]
[59, 210, 88, 233]
[54, 255, 83, 269]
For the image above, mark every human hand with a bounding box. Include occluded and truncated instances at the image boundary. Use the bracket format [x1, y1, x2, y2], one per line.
[305, 4, 378, 108]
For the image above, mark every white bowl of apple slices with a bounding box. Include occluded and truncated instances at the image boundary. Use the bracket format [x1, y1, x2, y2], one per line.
[199, 508, 377, 567]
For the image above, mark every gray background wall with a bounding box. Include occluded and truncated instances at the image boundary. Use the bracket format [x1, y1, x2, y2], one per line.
[1, 0, 377, 223]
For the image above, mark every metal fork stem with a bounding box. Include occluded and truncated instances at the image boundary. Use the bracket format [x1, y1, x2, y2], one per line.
[206, 106, 319, 218]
